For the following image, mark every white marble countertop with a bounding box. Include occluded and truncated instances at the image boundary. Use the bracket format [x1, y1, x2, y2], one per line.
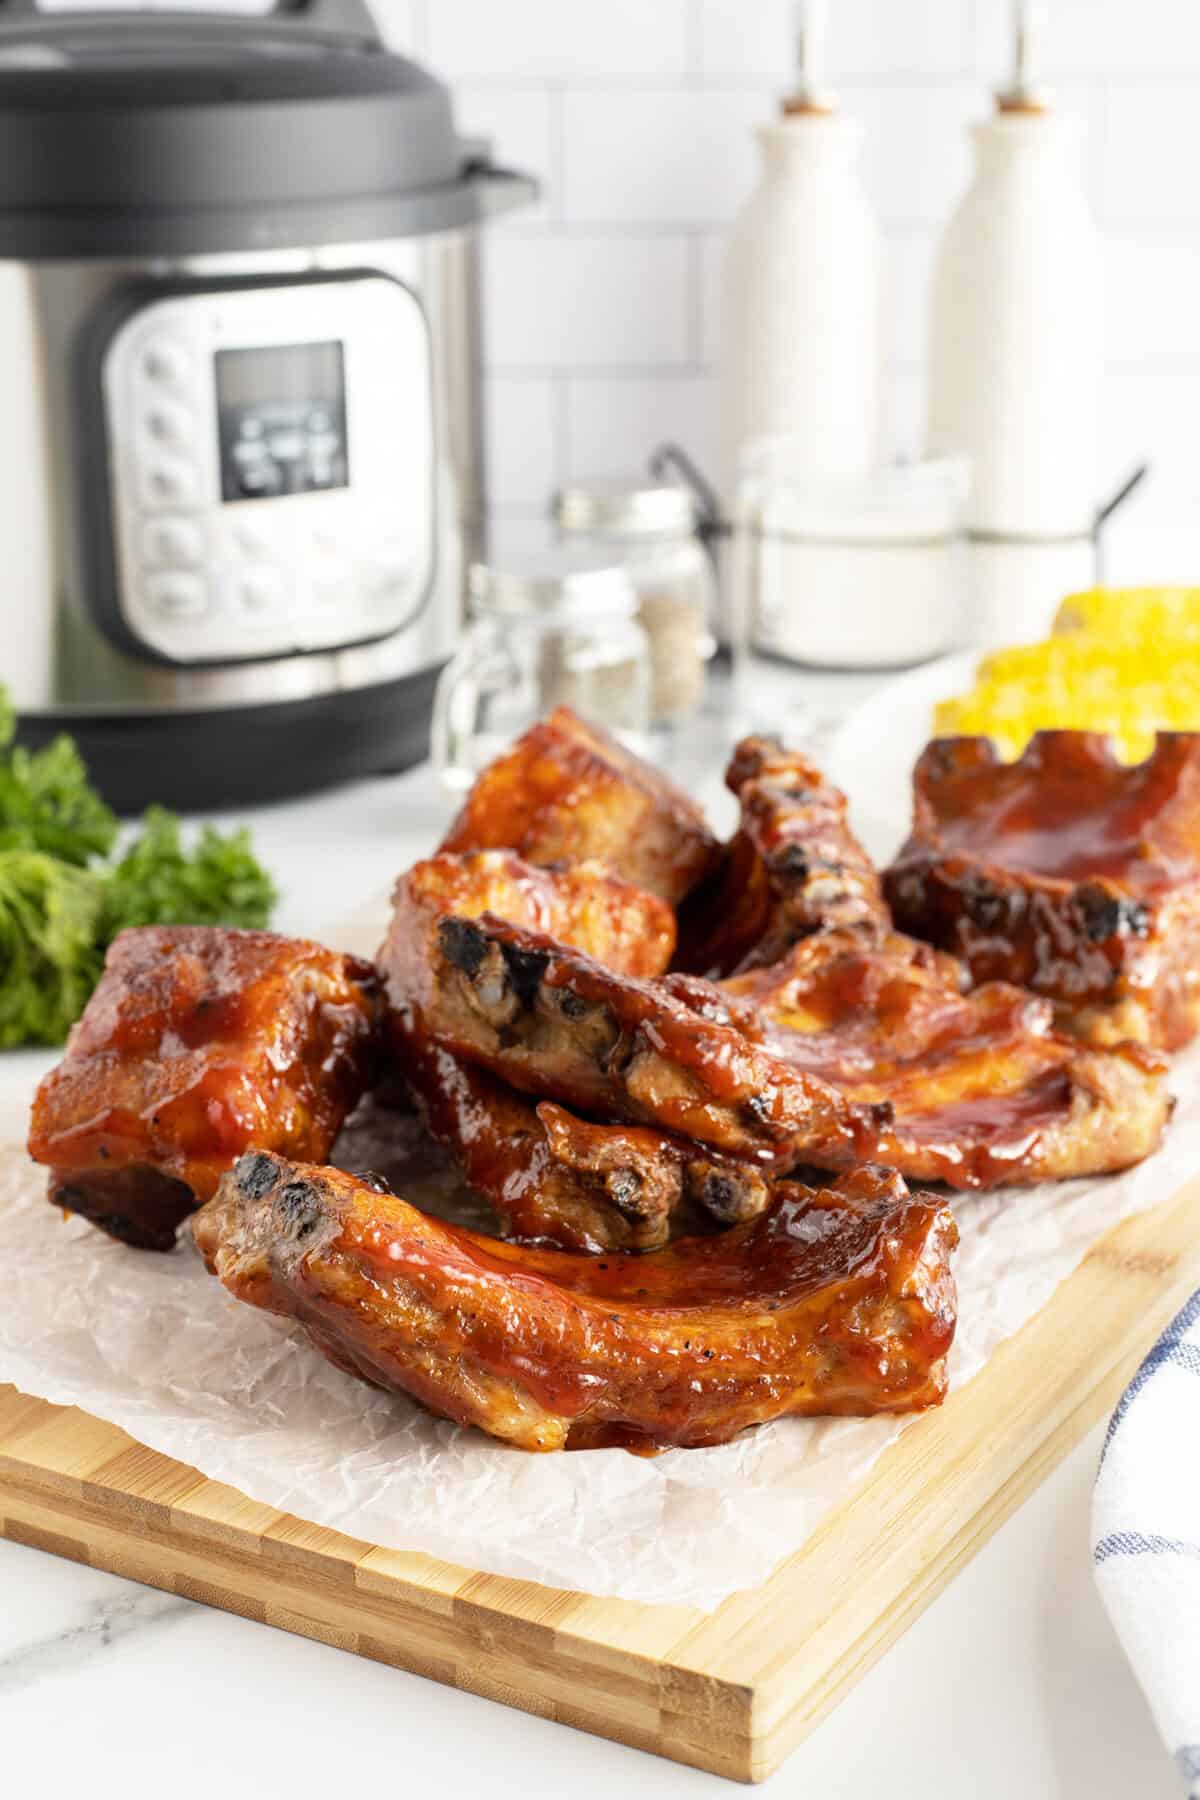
[0, 668, 1177, 1798]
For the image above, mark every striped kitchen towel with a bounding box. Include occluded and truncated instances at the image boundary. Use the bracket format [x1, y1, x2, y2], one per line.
[1093, 1289, 1200, 1797]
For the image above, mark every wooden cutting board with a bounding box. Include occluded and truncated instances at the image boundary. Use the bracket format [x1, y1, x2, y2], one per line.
[4, 1171, 1200, 1783]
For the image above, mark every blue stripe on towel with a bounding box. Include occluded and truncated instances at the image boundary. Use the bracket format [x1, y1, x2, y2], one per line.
[1172, 1341, 1200, 1379]
[1178, 1745, 1200, 1779]
[1100, 1287, 1200, 1468]
[1176, 1745, 1200, 1798]
[1094, 1531, 1200, 1565]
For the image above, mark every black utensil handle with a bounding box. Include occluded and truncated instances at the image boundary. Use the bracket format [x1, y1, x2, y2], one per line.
[0, 0, 381, 47]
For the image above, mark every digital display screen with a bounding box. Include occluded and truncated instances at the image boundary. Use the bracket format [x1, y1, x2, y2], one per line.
[215, 340, 349, 503]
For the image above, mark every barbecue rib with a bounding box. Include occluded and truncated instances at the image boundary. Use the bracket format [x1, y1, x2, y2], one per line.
[421, 912, 871, 1167]
[383, 848, 676, 1022]
[726, 930, 1172, 1186]
[194, 1152, 958, 1451]
[424, 911, 1170, 1189]
[438, 704, 719, 904]
[382, 851, 771, 1249]
[885, 732, 1200, 1050]
[678, 736, 889, 976]
[396, 1032, 770, 1252]
[28, 927, 380, 1250]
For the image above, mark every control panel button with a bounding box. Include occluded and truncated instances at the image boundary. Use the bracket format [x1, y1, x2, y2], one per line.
[141, 516, 204, 570]
[140, 337, 192, 390]
[145, 572, 207, 618]
[143, 398, 194, 452]
[226, 565, 285, 614]
[228, 517, 272, 558]
[103, 275, 435, 664]
[139, 456, 199, 510]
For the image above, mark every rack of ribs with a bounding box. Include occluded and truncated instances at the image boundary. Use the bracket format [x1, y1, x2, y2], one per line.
[423, 912, 1170, 1189]
[28, 926, 381, 1250]
[885, 732, 1200, 1050]
[726, 930, 1171, 1186]
[677, 736, 890, 976]
[419, 912, 872, 1166]
[438, 704, 719, 905]
[194, 1152, 958, 1451]
[383, 848, 678, 1018]
[395, 1033, 770, 1253]
[382, 851, 771, 1250]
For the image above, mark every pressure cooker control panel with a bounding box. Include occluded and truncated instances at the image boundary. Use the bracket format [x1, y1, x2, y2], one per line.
[96, 274, 434, 664]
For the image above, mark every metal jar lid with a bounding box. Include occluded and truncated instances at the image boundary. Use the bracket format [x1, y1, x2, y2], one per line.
[468, 549, 640, 623]
[553, 478, 699, 538]
[0, 0, 536, 258]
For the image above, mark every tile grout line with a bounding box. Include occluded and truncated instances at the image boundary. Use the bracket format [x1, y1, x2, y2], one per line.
[395, 70, 1200, 92]
[548, 82, 567, 233]
[454, 7, 1200, 544]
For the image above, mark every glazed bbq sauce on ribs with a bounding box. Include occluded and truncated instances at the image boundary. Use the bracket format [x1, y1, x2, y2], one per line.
[194, 1154, 958, 1452]
[28, 926, 382, 1250]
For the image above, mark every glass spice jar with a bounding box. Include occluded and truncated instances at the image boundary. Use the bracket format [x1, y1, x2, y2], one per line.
[552, 479, 716, 727]
[431, 547, 651, 791]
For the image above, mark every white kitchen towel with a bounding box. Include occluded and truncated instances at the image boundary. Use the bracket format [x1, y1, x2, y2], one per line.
[1093, 1289, 1200, 1796]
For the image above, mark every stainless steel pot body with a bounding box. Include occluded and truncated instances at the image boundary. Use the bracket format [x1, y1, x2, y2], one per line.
[0, 231, 483, 721]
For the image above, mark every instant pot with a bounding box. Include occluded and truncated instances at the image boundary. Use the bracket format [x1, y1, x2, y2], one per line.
[0, 0, 535, 808]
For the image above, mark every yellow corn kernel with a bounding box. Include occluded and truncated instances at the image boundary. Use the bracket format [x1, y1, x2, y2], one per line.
[934, 590, 1200, 762]
[1053, 586, 1200, 640]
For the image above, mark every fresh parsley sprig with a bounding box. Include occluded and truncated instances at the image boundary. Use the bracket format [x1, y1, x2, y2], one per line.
[0, 698, 277, 1045]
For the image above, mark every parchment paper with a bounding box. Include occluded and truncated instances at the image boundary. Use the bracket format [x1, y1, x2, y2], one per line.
[1, 1060, 1197, 1612]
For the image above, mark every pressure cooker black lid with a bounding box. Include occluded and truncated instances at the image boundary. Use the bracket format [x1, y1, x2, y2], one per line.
[0, 0, 536, 258]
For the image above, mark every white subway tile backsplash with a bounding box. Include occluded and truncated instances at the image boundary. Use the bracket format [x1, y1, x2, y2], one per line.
[562, 87, 768, 226]
[847, 83, 976, 227]
[426, 0, 689, 79]
[564, 374, 718, 485]
[694, 0, 791, 82]
[1101, 372, 1200, 515]
[374, 0, 1200, 544]
[1051, 82, 1110, 218]
[698, 0, 974, 81]
[484, 376, 558, 507]
[975, 0, 1200, 80]
[1102, 520, 1200, 585]
[698, 231, 723, 368]
[831, 0, 976, 78]
[484, 237, 692, 370]
[1105, 237, 1200, 365]
[886, 229, 937, 372]
[1103, 85, 1200, 223]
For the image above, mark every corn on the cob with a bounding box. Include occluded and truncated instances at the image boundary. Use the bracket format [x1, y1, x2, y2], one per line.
[934, 587, 1200, 762]
[1053, 586, 1200, 640]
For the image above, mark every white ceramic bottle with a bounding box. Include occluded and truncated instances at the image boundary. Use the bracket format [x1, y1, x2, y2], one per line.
[718, 1, 883, 512]
[925, 0, 1102, 646]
